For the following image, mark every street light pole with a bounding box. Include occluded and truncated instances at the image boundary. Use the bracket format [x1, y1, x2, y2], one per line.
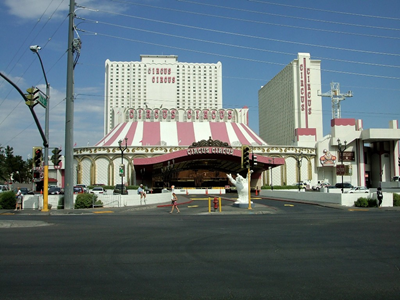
[118, 138, 128, 193]
[337, 139, 347, 193]
[296, 152, 304, 192]
[30, 45, 50, 212]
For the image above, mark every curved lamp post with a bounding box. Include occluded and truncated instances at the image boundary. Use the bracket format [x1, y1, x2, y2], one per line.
[295, 152, 304, 192]
[337, 139, 347, 193]
[118, 138, 128, 194]
[30, 45, 50, 211]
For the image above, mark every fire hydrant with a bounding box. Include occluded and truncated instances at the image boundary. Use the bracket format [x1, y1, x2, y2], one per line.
[213, 197, 219, 212]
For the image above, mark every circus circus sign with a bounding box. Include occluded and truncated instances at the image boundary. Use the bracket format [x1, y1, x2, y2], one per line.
[187, 147, 234, 156]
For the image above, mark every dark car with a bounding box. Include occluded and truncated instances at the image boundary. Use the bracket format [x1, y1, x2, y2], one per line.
[19, 187, 34, 195]
[48, 186, 63, 195]
[335, 182, 353, 189]
[113, 184, 128, 195]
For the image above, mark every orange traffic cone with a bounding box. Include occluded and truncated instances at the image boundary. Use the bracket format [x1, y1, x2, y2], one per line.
[186, 189, 188, 195]
[255, 189, 258, 196]
[206, 188, 208, 195]
[40, 189, 43, 194]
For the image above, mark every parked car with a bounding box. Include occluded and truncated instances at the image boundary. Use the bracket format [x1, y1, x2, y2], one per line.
[75, 184, 88, 193]
[73, 186, 85, 194]
[335, 182, 353, 189]
[90, 186, 107, 195]
[113, 184, 128, 195]
[312, 182, 330, 191]
[19, 187, 34, 195]
[48, 186, 63, 195]
[0, 185, 8, 193]
[347, 186, 370, 194]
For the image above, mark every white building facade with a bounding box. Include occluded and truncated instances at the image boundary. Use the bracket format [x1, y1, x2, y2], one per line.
[104, 55, 223, 135]
[258, 53, 400, 188]
[258, 53, 323, 146]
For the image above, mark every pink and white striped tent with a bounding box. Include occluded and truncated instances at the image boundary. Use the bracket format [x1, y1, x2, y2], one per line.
[96, 122, 267, 147]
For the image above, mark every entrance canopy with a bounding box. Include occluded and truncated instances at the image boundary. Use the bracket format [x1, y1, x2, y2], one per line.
[133, 147, 284, 175]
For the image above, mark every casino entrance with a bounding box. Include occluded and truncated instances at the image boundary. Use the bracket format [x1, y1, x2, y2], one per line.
[133, 140, 284, 191]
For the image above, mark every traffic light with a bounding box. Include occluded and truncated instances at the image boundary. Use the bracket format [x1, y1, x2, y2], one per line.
[25, 87, 39, 106]
[32, 146, 43, 168]
[119, 164, 125, 177]
[252, 154, 258, 168]
[51, 148, 62, 166]
[241, 145, 250, 169]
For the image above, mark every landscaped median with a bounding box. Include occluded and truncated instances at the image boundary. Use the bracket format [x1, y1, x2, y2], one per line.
[259, 189, 396, 207]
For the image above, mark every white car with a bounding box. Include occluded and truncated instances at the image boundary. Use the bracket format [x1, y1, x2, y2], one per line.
[347, 186, 370, 193]
[90, 187, 107, 195]
[312, 182, 330, 191]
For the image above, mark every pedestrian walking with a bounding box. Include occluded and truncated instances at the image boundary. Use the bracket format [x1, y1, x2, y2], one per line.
[170, 192, 180, 214]
[15, 187, 22, 211]
[377, 187, 383, 207]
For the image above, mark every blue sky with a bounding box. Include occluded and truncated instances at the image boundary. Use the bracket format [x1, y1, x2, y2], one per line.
[1, 0, 399, 158]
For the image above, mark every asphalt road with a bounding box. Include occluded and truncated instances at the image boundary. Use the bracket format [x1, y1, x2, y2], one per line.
[1, 198, 399, 300]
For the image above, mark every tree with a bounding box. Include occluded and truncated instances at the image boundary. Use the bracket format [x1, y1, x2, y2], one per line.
[0, 145, 32, 183]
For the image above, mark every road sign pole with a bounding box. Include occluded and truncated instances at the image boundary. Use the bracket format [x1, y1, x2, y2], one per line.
[248, 167, 252, 210]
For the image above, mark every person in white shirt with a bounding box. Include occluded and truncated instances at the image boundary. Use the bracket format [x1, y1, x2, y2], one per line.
[15, 187, 22, 211]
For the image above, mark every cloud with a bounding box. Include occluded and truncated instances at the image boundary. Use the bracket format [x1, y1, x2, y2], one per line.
[4, 0, 128, 20]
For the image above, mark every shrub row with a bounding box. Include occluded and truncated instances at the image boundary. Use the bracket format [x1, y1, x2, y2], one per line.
[354, 197, 379, 207]
[0, 191, 17, 209]
[394, 193, 400, 206]
[74, 193, 103, 209]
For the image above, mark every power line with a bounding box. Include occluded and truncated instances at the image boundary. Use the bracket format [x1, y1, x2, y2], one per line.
[177, 0, 400, 32]
[82, 17, 400, 70]
[248, 0, 400, 21]
[107, 0, 400, 41]
[80, 29, 400, 80]
[86, 8, 400, 58]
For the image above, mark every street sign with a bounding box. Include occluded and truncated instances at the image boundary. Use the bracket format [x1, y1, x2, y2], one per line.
[37, 93, 47, 108]
[336, 164, 345, 175]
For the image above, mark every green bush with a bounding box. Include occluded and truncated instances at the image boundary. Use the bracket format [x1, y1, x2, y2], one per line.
[393, 193, 400, 206]
[0, 191, 17, 209]
[354, 197, 368, 207]
[57, 196, 64, 209]
[367, 198, 378, 207]
[74, 193, 103, 209]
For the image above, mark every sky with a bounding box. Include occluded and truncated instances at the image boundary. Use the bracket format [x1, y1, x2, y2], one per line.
[1, 0, 399, 159]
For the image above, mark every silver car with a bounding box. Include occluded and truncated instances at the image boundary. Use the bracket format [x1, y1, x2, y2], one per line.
[347, 186, 370, 193]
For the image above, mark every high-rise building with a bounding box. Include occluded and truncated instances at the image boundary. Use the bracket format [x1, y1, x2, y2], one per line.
[104, 55, 222, 135]
[258, 53, 323, 146]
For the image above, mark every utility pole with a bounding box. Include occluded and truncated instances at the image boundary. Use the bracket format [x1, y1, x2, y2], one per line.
[64, 0, 77, 209]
